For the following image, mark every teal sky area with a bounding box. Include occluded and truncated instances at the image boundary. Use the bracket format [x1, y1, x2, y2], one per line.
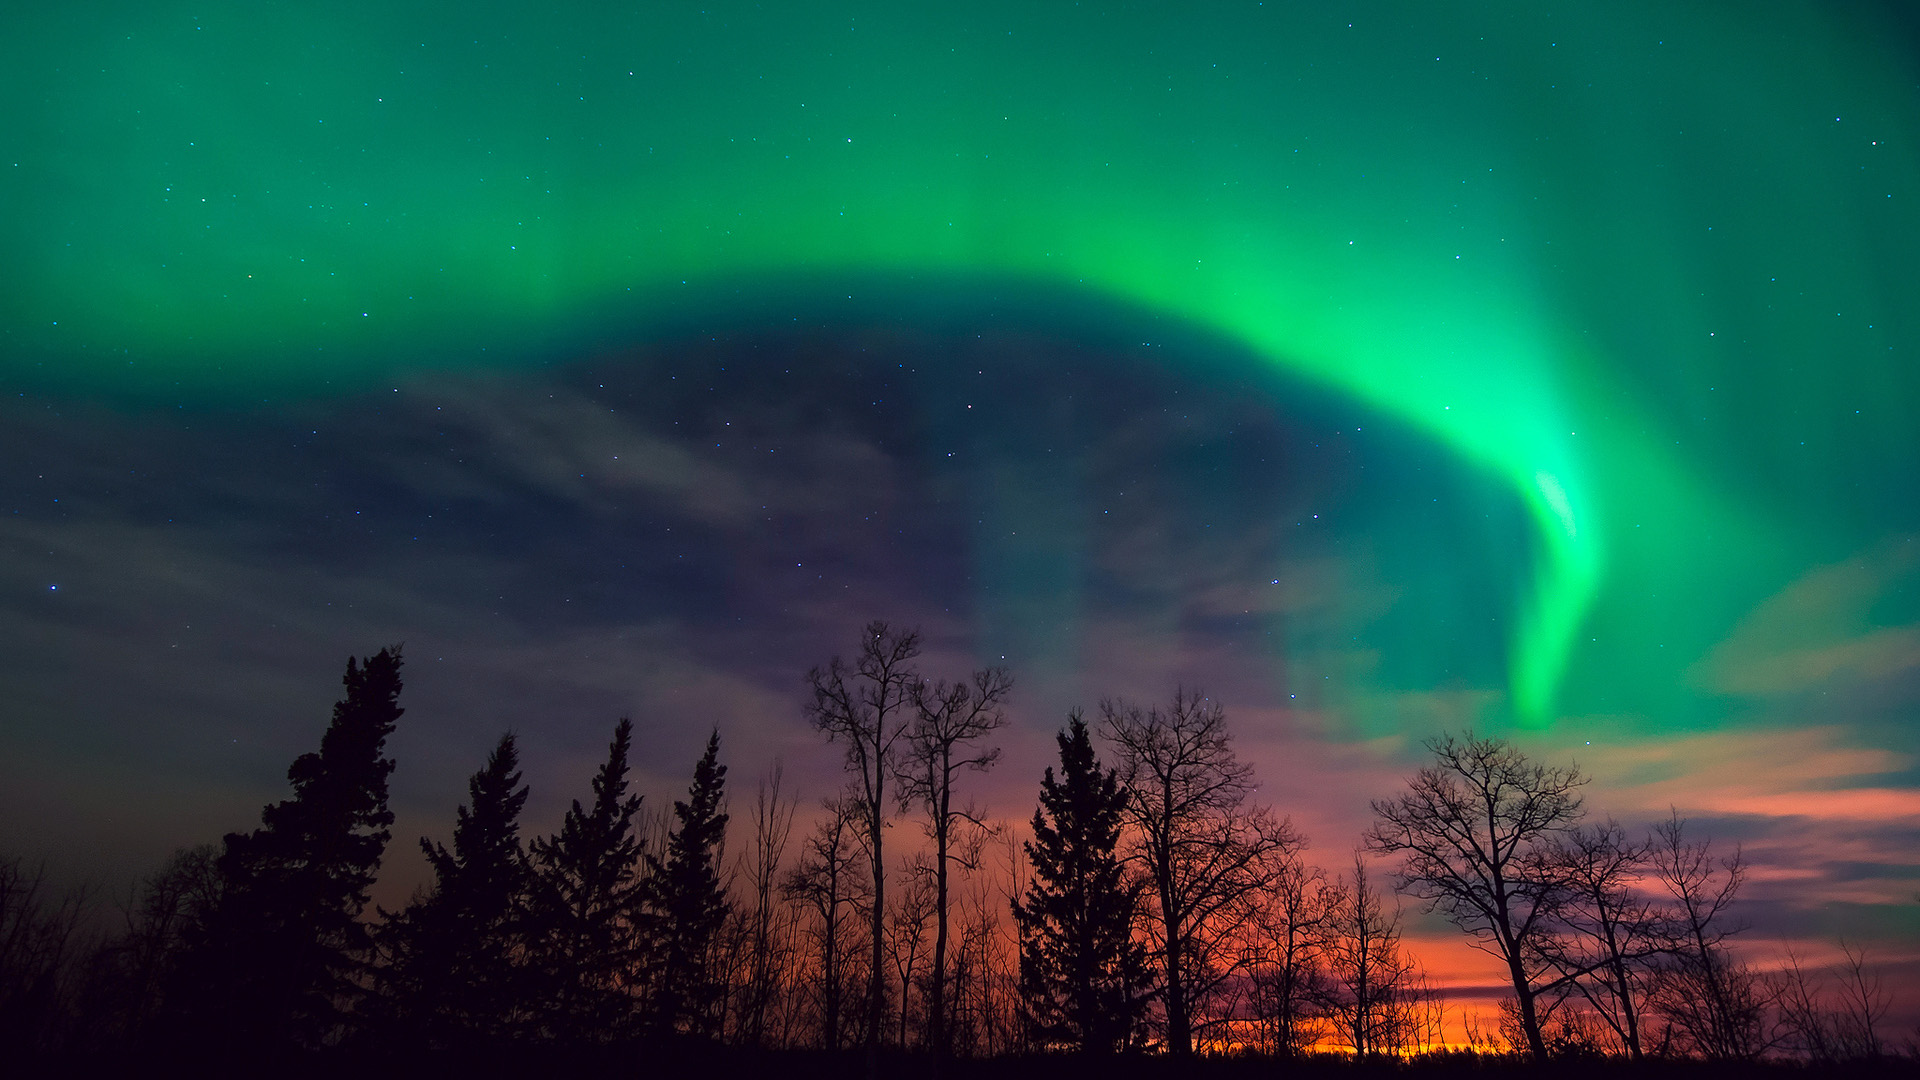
[4, 0, 1919, 992]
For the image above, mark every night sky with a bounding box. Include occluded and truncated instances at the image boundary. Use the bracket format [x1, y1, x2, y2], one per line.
[4, 0, 1918, 1016]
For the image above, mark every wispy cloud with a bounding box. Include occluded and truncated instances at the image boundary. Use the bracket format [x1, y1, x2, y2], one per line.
[1693, 538, 1920, 696]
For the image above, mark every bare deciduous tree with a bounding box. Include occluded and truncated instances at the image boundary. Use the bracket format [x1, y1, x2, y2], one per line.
[735, 764, 796, 1047]
[887, 860, 936, 1047]
[901, 665, 1011, 1064]
[1100, 688, 1301, 1057]
[1364, 730, 1586, 1061]
[1643, 810, 1771, 1060]
[1831, 941, 1891, 1059]
[1539, 819, 1665, 1058]
[784, 794, 867, 1051]
[0, 856, 100, 1054]
[1776, 941, 1893, 1062]
[113, 844, 223, 1040]
[1242, 852, 1335, 1058]
[806, 621, 922, 1071]
[1315, 854, 1417, 1058]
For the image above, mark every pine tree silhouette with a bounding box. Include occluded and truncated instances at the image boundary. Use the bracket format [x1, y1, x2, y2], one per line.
[527, 717, 647, 1042]
[641, 728, 731, 1039]
[379, 732, 532, 1047]
[1013, 712, 1151, 1054]
[175, 646, 404, 1052]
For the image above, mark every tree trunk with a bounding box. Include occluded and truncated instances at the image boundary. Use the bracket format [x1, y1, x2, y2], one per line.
[1162, 885, 1188, 1055]
[930, 762, 950, 1076]
[1509, 951, 1547, 1060]
[868, 801, 885, 1080]
[1611, 954, 1643, 1060]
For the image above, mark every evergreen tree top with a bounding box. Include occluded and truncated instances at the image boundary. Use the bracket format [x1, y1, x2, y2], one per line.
[531, 717, 645, 913]
[423, 731, 531, 902]
[234, 646, 404, 900]
[646, 728, 731, 917]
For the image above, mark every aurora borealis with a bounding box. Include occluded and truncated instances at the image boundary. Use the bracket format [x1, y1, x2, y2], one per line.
[4, 0, 1918, 1024]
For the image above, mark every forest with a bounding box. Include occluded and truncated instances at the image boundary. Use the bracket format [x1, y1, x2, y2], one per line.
[2, 627, 1910, 1076]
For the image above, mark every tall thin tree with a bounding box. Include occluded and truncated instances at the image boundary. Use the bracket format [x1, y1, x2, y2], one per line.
[1644, 811, 1768, 1059]
[1315, 855, 1416, 1059]
[1539, 819, 1663, 1058]
[784, 794, 867, 1051]
[738, 764, 796, 1047]
[901, 665, 1011, 1064]
[806, 621, 920, 1074]
[1243, 852, 1336, 1058]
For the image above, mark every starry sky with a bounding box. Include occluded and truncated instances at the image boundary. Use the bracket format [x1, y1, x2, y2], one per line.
[4, 0, 1918, 1018]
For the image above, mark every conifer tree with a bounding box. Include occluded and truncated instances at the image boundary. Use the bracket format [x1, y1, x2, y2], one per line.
[640, 729, 732, 1039]
[1012, 712, 1150, 1054]
[177, 646, 404, 1050]
[380, 732, 532, 1045]
[527, 717, 647, 1040]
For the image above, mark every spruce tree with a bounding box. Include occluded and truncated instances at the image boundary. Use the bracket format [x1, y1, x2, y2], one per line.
[379, 732, 532, 1046]
[178, 646, 404, 1051]
[640, 729, 731, 1038]
[1012, 712, 1150, 1054]
[527, 717, 647, 1041]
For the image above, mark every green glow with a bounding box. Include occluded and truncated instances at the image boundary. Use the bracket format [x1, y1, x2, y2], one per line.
[6, 1, 1918, 724]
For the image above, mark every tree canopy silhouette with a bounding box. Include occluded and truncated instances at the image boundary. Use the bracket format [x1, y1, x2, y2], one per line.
[1365, 730, 1585, 1062]
[641, 728, 732, 1038]
[1101, 688, 1299, 1057]
[379, 731, 532, 1046]
[527, 717, 648, 1041]
[177, 646, 404, 1051]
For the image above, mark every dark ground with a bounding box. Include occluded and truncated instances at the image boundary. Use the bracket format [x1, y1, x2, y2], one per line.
[55, 1042, 1918, 1080]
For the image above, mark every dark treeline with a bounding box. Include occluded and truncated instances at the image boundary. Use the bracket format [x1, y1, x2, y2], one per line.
[2, 628, 1912, 1074]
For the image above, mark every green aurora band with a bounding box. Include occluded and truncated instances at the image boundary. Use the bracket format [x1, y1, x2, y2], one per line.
[6, 1, 1919, 726]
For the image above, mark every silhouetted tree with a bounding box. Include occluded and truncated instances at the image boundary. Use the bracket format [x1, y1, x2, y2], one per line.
[901, 665, 1012, 1064]
[1315, 855, 1416, 1058]
[1539, 819, 1664, 1058]
[1830, 942, 1891, 1059]
[0, 856, 99, 1056]
[527, 717, 647, 1041]
[785, 793, 867, 1051]
[1243, 852, 1335, 1058]
[1013, 712, 1151, 1054]
[806, 621, 921, 1073]
[107, 844, 224, 1043]
[887, 862, 936, 1046]
[1364, 730, 1584, 1061]
[378, 732, 532, 1045]
[174, 646, 404, 1051]
[1777, 941, 1894, 1062]
[640, 729, 732, 1039]
[1644, 811, 1770, 1059]
[735, 764, 797, 1047]
[1101, 688, 1299, 1056]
